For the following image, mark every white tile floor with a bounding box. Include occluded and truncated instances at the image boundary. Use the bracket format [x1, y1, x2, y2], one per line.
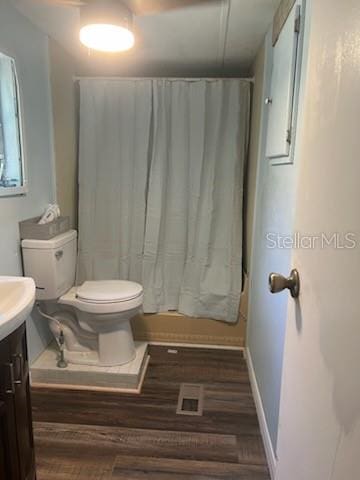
[31, 341, 149, 392]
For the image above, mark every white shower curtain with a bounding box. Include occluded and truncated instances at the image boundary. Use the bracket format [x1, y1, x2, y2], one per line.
[77, 79, 152, 282]
[78, 78, 250, 323]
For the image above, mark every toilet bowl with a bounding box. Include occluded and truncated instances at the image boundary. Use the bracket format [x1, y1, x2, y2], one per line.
[59, 281, 143, 365]
[21, 230, 143, 367]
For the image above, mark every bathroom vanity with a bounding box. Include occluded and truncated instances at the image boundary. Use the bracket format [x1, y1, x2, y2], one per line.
[0, 323, 36, 480]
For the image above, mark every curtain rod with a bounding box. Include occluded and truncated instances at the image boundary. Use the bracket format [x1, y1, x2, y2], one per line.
[73, 76, 255, 83]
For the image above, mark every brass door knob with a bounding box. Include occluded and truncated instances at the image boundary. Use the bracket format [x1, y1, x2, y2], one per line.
[268, 269, 300, 298]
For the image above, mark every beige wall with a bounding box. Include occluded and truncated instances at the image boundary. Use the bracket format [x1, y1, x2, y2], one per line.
[49, 39, 78, 228]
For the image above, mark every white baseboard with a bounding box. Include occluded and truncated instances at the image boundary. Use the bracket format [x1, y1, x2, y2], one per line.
[245, 347, 277, 479]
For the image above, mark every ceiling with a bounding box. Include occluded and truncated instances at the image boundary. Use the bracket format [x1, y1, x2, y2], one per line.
[12, 0, 280, 76]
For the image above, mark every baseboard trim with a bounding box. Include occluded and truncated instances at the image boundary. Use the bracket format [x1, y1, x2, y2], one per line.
[148, 341, 244, 351]
[245, 347, 277, 479]
[134, 331, 244, 348]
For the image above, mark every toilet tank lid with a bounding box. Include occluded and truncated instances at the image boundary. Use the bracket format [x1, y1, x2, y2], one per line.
[21, 230, 77, 249]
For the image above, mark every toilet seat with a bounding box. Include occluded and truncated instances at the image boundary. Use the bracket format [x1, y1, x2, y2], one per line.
[76, 280, 143, 304]
[59, 281, 143, 314]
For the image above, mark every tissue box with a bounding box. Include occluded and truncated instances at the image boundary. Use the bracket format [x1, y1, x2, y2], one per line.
[19, 216, 70, 240]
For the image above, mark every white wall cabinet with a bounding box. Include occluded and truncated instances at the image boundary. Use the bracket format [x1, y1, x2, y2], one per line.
[266, 5, 301, 162]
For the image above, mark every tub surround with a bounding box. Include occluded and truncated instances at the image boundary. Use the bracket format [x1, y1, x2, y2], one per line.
[132, 280, 248, 348]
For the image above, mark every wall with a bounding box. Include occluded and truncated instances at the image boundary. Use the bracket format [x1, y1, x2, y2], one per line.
[246, 30, 289, 454]
[246, 0, 308, 459]
[49, 38, 78, 228]
[0, 1, 55, 361]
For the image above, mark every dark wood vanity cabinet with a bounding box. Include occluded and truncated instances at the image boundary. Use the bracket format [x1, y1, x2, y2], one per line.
[0, 323, 36, 480]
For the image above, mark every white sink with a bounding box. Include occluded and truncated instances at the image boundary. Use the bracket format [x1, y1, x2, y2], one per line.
[0, 276, 35, 341]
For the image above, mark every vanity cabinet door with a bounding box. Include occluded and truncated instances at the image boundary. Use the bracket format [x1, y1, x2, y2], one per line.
[0, 401, 8, 479]
[9, 324, 36, 480]
[0, 325, 36, 480]
[0, 336, 21, 480]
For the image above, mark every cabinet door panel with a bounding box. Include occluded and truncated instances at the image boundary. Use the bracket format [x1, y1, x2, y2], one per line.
[0, 401, 7, 479]
[0, 336, 21, 480]
[8, 325, 35, 480]
[266, 4, 300, 159]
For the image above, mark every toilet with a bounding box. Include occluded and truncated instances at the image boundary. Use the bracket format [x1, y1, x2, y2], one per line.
[21, 230, 143, 366]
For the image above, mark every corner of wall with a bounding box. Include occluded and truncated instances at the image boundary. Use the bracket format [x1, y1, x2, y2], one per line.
[48, 38, 78, 229]
[244, 39, 267, 275]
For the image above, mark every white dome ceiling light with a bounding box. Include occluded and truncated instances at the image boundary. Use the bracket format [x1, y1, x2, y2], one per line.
[79, 0, 135, 53]
[23, 0, 220, 54]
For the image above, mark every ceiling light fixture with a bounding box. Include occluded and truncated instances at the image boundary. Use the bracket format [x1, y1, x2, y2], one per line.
[79, 0, 135, 53]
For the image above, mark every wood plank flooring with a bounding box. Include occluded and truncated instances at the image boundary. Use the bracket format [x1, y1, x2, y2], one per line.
[32, 346, 270, 479]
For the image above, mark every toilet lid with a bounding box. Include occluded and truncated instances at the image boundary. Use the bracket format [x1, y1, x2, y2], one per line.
[76, 280, 143, 304]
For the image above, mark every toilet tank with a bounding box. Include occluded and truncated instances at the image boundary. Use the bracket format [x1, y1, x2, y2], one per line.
[21, 230, 77, 300]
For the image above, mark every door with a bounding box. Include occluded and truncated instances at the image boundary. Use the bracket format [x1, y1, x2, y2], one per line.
[275, 1, 360, 479]
[247, 0, 305, 458]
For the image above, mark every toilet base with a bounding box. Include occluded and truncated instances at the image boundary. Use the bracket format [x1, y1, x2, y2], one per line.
[63, 349, 136, 367]
[63, 321, 136, 367]
[64, 349, 109, 366]
[43, 303, 140, 367]
[98, 320, 136, 366]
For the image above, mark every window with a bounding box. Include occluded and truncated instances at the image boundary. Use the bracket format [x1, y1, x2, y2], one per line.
[0, 52, 26, 196]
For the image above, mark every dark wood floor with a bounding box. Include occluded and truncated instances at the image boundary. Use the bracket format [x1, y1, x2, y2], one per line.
[31, 346, 270, 479]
